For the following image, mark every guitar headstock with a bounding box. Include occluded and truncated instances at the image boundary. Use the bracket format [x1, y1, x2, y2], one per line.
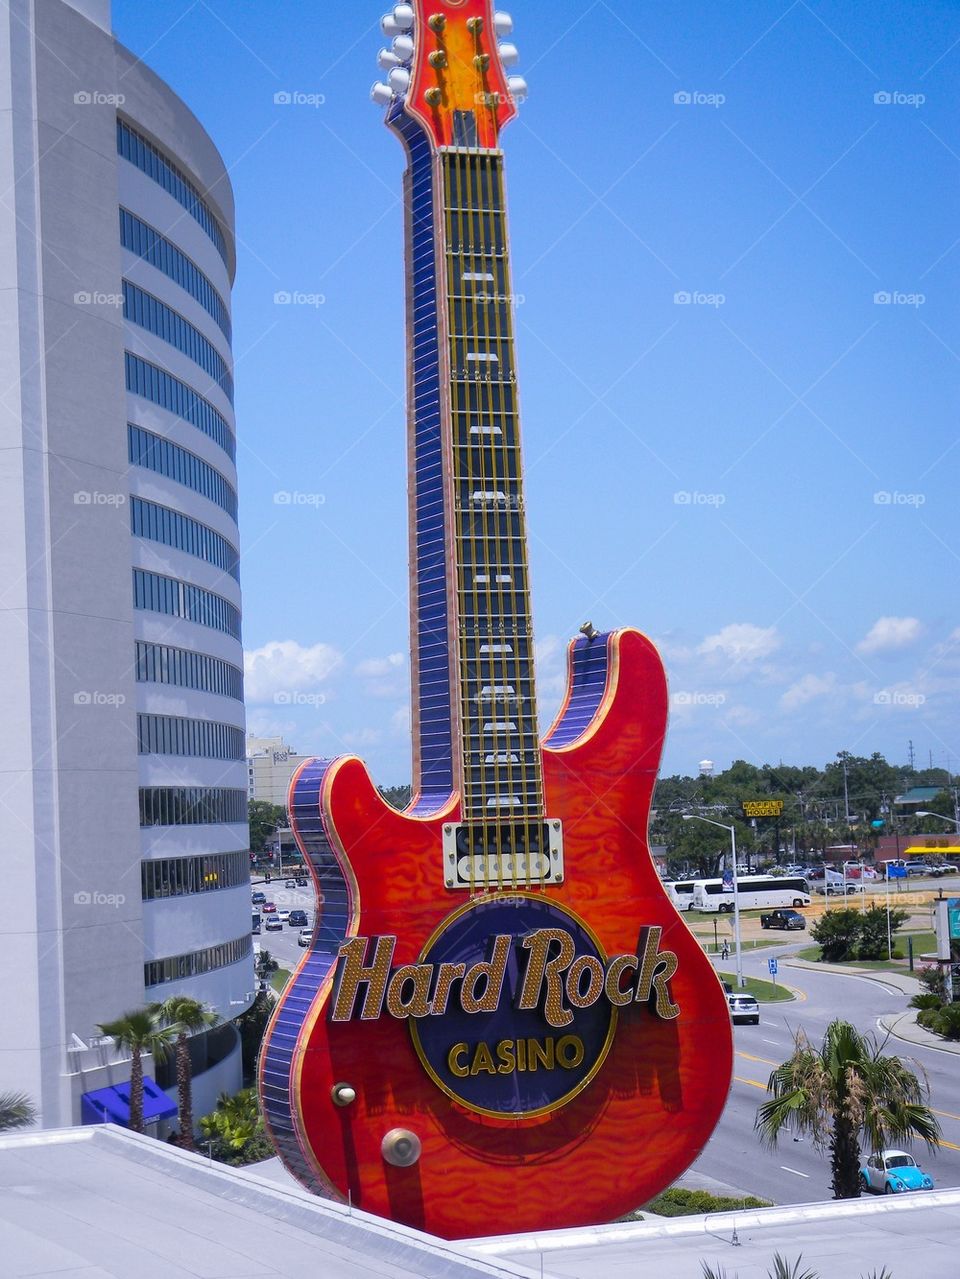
[371, 2, 527, 149]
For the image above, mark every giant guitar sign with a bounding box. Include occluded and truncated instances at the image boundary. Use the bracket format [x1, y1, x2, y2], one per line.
[259, 0, 733, 1240]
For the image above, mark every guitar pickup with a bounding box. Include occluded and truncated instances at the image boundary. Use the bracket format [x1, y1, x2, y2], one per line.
[442, 820, 563, 889]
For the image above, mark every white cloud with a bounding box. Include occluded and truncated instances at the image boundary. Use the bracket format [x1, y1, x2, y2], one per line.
[244, 640, 342, 703]
[356, 653, 405, 679]
[856, 616, 923, 655]
[698, 623, 781, 664]
[780, 673, 838, 712]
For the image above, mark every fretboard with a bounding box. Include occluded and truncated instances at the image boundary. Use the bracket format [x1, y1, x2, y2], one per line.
[439, 148, 543, 824]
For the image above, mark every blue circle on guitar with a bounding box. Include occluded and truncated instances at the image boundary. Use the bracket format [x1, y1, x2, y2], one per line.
[410, 894, 616, 1118]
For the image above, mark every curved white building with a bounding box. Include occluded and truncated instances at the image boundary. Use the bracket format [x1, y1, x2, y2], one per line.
[0, 0, 253, 1127]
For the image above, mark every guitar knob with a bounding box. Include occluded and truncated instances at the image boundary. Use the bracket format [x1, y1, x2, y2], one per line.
[494, 11, 514, 36]
[507, 75, 528, 101]
[392, 3, 415, 30]
[331, 1083, 357, 1107]
[371, 82, 393, 106]
[382, 1128, 422, 1167]
[378, 48, 402, 71]
[393, 34, 415, 62]
[381, 13, 401, 36]
[498, 42, 520, 67]
[388, 67, 411, 95]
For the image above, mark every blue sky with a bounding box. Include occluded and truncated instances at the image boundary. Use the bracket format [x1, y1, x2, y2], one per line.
[113, 0, 960, 786]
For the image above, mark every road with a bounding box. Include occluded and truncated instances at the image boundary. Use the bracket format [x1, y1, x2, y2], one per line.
[252, 877, 316, 973]
[689, 940, 960, 1204]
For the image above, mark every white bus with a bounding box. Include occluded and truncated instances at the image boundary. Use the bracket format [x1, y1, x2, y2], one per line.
[691, 875, 810, 913]
[664, 881, 696, 912]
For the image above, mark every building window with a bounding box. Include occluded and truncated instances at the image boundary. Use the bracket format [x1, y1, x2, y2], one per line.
[138, 713, 245, 760]
[135, 641, 243, 700]
[133, 568, 241, 639]
[144, 933, 252, 988]
[139, 786, 247, 827]
[123, 281, 233, 402]
[131, 497, 240, 582]
[120, 208, 231, 341]
[117, 120, 228, 265]
[128, 425, 238, 521]
[125, 353, 235, 461]
[141, 850, 249, 900]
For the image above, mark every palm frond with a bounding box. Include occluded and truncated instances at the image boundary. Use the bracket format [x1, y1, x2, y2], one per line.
[769, 1253, 819, 1279]
[0, 1092, 36, 1133]
[701, 1264, 734, 1279]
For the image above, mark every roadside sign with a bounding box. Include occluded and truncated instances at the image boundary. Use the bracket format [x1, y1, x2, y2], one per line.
[721, 868, 734, 893]
[768, 957, 779, 977]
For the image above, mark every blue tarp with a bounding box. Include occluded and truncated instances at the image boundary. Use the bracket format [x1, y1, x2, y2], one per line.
[81, 1076, 177, 1127]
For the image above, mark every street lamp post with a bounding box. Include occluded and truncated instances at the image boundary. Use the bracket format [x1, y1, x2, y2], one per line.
[683, 814, 744, 989]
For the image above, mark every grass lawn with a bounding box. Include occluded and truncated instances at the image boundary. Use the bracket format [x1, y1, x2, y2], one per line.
[795, 930, 935, 972]
[271, 968, 291, 993]
[718, 971, 794, 1002]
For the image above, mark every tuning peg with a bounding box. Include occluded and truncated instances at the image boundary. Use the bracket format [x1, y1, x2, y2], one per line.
[381, 13, 401, 36]
[371, 81, 393, 106]
[393, 33, 414, 61]
[494, 12, 514, 36]
[498, 42, 519, 67]
[507, 75, 528, 101]
[378, 48, 402, 70]
[393, 3, 415, 29]
[388, 66, 411, 95]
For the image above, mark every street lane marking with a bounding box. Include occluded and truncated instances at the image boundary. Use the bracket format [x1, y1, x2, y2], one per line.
[780, 1166, 810, 1178]
[735, 1076, 767, 1091]
[936, 1138, 960, 1151]
[738, 1050, 778, 1066]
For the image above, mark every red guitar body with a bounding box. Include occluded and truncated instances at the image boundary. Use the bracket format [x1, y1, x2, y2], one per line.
[260, 630, 732, 1238]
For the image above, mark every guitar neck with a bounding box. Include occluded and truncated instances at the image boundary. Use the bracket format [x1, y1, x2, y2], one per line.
[440, 147, 542, 823]
[401, 123, 543, 821]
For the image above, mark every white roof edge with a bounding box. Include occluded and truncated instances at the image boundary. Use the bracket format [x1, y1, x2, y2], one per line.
[468, 1187, 960, 1255]
[4, 1125, 543, 1279]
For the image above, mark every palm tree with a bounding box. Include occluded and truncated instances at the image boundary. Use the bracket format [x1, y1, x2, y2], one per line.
[159, 996, 218, 1150]
[755, 1020, 940, 1199]
[0, 1092, 36, 1132]
[98, 1005, 176, 1135]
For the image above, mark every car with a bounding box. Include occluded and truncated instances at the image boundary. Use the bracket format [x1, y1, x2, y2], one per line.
[251, 891, 266, 905]
[264, 915, 284, 932]
[261, 902, 277, 914]
[277, 909, 291, 923]
[285, 879, 297, 889]
[288, 909, 308, 927]
[760, 908, 806, 931]
[296, 876, 308, 887]
[860, 1150, 935, 1195]
[814, 882, 859, 896]
[928, 862, 958, 877]
[727, 991, 760, 1025]
[297, 928, 313, 947]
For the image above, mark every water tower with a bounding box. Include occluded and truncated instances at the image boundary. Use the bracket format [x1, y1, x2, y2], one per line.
[699, 759, 715, 778]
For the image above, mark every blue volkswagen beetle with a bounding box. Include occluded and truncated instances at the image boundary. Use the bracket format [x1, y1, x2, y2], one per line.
[860, 1150, 935, 1194]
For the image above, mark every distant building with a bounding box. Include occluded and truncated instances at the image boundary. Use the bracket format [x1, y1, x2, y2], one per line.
[247, 736, 310, 807]
[698, 760, 715, 778]
[894, 786, 946, 809]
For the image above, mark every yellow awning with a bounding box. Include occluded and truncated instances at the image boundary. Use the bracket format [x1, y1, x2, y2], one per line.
[901, 845, 960, 855]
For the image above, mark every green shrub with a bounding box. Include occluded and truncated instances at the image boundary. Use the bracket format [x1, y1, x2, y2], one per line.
[917, 1008, 941, 1030]
[810, 909, 863, 962]
[920, 966, 948, 1001]
[910, 992, 944, 1011]
[932, 1003, 960, 1041]
[856, 907, 908, 961]
[641, 1187, 771, 1218]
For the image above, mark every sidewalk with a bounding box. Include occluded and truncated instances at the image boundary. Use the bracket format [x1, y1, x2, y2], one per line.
[783, 956, 922, 997]
[878, 1009, 960, 1055]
